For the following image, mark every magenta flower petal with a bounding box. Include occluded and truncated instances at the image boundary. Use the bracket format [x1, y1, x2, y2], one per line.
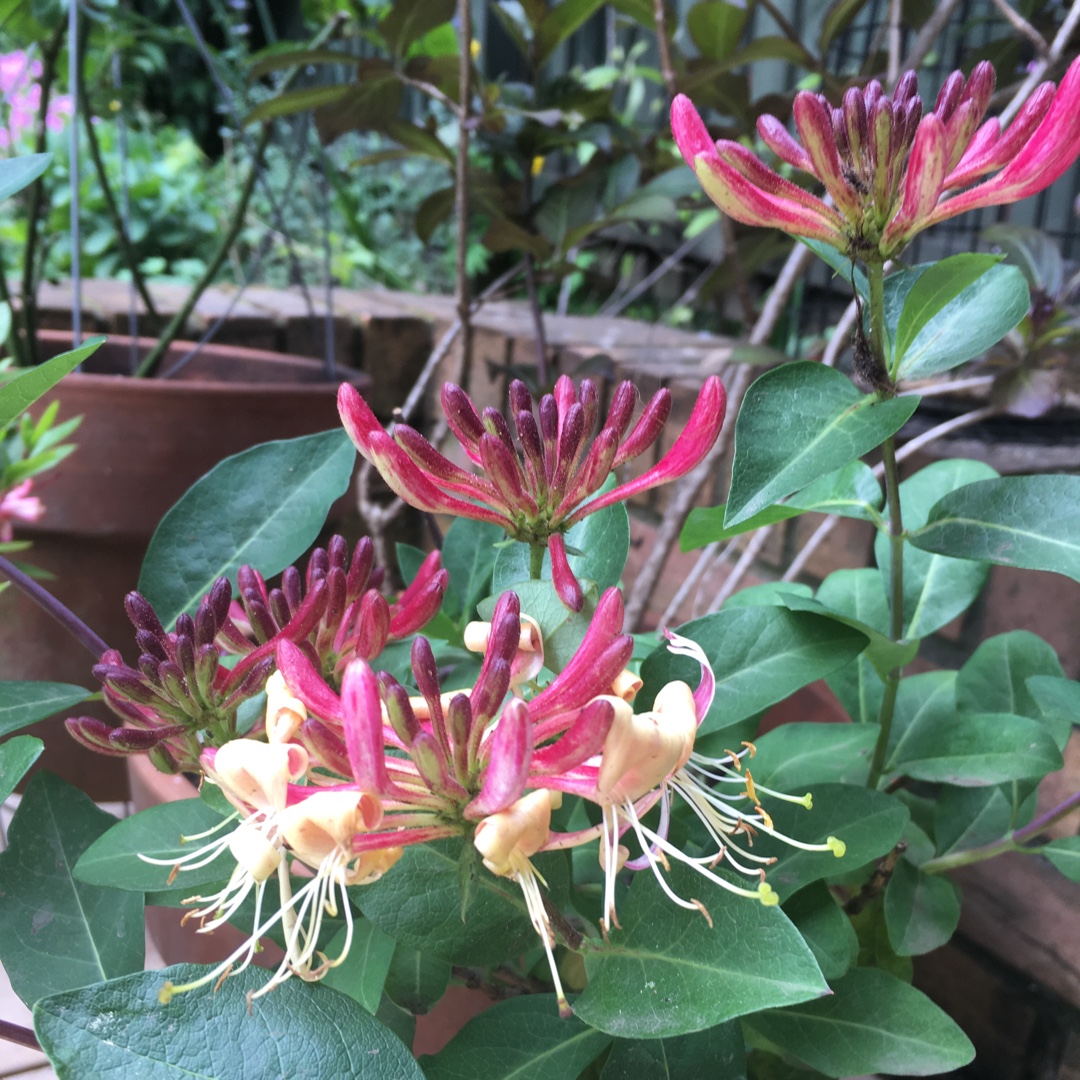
[464, 698, 532, 819]
[277, 639, 344, 725]
[341, 660, 395, 796]
[548, 533, 584, 612]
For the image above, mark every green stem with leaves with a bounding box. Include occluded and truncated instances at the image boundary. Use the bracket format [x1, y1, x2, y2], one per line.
[867, 259, 905, 789]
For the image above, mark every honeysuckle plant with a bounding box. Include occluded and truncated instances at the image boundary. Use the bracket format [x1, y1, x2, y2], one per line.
[2, 54, 1080, 1080]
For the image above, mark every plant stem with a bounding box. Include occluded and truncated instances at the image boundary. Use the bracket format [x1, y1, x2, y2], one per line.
[0, 554, 109, 657]
[866, 260, 905, 789]
[922, 790, 1080, 874]
[454, 0, 474, 389]
[529, 543, 545, 579]
[0, 1019, 40, 1050]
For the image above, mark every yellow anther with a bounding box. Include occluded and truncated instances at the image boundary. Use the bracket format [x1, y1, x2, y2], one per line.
[744, 769, 760, 805]
[827, 836, 846, 858]
[742, 741, 757, 758]
[691, 898, 714, 928]
[723, 749, 743, 771]
[531, 155, 545, 177]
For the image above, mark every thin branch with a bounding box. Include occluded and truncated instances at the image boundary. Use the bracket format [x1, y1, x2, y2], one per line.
[397, 73, 460, 115]
[987, 0, 1048, 57]
[624, 241, 815, 629]
[999, 0, 1080, 126]
[652, 0, 676, 100]
[898, 375, 995, 398]
[455, 0, 475, 389]
[707, 526, 773, 611]
[887, 0, 903, 87]
[0, 1019, 40, 1050]
[821, 298, 859, 367]
[600, 232, 700, 317]
[523, 255, 549, 387]
[658, 539, 727, 627]
[0, 554, 109, 657]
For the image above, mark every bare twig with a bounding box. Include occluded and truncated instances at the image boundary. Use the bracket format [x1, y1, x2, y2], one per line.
[455, 0, 475, 388]
[601, 233, 700, 318]
[523, 254, 550, 387]
[887, 0, 903, 86]
[623, 242, 816, 629]
[987, 0, 1048, 57]
[397, 73, 460, 115]
[653, 0, 676, 100]
[898, 375, 995, 398]
[821, 298, 860, 367]
[658, 540, 728, 627]
[998, 0, 1080, 125]
[707, 526, 773, 611]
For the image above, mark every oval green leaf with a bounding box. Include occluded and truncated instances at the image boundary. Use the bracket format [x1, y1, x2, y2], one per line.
[0, 681, 92, 738]
[138, 428, 355, 629]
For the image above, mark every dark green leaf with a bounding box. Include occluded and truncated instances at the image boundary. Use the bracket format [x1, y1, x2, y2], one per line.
[933, 785, 1013, 856]
[536, 0, 608, 65]
[874, 460, 997, 639]
[139, 429, 355, 629]
[725, 363, 918, 527]
[423, 994, 612, 1079]
[892, 254, 1001, 371]
[244, 82, 350, 124]
[383, 941, 451, 1015]
[687, 1, 749, 61]
[756, 785, 908, 902]
[783, 883, 857, 980]
[982, 223, 1064, 294]
[883, 859, 960, 956]
[0, 152, 51, 202]
[639, 608, 869, 737]
[1027, 674, 1080, 749]
[957, 631, 1065, 721]
[575, 862, 827, 1038]
[911, 475, 1080, 582]
[0, 339, 105, 429]
[681, 463, 881, 550]
[724, 582, 814, 609]
[817, 569, 888, 724]
[74, 798, 233, 893]
[747, 967, 974, 1077]
[600, 1022, 745, 1079]
[0, 681, 91, 738]
[33, 964, 424, 1078]
[0, 734, 42, 803]
[886, 670, 956, 771]
[894, 263, 1028, 380]
[799, 239, 867, 296]
[320, 919, 396, 1014]
[380, 0, 455, 57]
[1042, 837, 1080, 882]
[749, 723, 879, 790]
[0, 773, 143, 1008]
[355, 839, 568, 966]
[441, 517, 504, 621]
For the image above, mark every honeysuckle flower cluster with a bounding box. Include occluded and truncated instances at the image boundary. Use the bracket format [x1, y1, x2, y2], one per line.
[0, 478, 43, 541]
[338, 374, 727, 610]
[149, 587, 844, 1016]
[66, 534, 447, 771]
[672, 57, 1080, 261]
[0, 50, 71, 149]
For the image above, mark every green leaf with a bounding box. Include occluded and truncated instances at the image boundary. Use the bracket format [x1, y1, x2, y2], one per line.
[536, 0, 607, 65]
[816, 569, 888, 724]
[320, 919, 396, 1014]
[933, 784, 1013, 856]
[0, 152, 51, 202]
[0, 734, 42, 803]
[746, 967, 974, 1077]
[819, 0, 868, 50]
[891, 710, 1062, 787]
[575, 863, 828, 1038]
[910, 475, 1080, 582]
[1027, 674, 1080, 749]
[982, 223, 1064, 294]
[354, 839, 568, 966]
[0, 339, 105, 430]
[783, 883, 857, 981]
[383, 941, 451, 1015]
[0, 681, 92, 738]
[799, 239, 867, 297]
[600, 1022, 746, 1079]
[884, 859, 960, 956]
[139, 429, 355, 629]
[379, 0, 455, 57]
[886, 670, 956, 771]
[956, 631, 1065, 721]
[892, 254, 1001, 371]
[681, 463, 882, 550]
[894, 262, 1029, 379]
[723, 582, 813, 609]
[875, 460, 997, 639]
[0, 773, 144, 1008]
[423, 995, 612, 1079]
[33, 964, 425, 1078]
[639, 608, 869, 737]
[441, 516, 504, 621]
[1042, 837, 1080, 882]
[687, 1, 750, 61]
[74, 798, 233, 893]
[749, 723, 879, 790]
[725, 363, 918, 528]
[754, 785, 908, 902]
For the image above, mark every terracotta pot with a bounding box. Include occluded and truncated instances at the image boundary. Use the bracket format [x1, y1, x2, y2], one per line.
[2, 332, 368, 798]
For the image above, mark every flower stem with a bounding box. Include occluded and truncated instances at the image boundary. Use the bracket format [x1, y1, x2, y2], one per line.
[921, 789, 1080, 874]
[529, 543, 545, 580]
[866, 260, 905, 789]
[0, 554, 109, 658]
